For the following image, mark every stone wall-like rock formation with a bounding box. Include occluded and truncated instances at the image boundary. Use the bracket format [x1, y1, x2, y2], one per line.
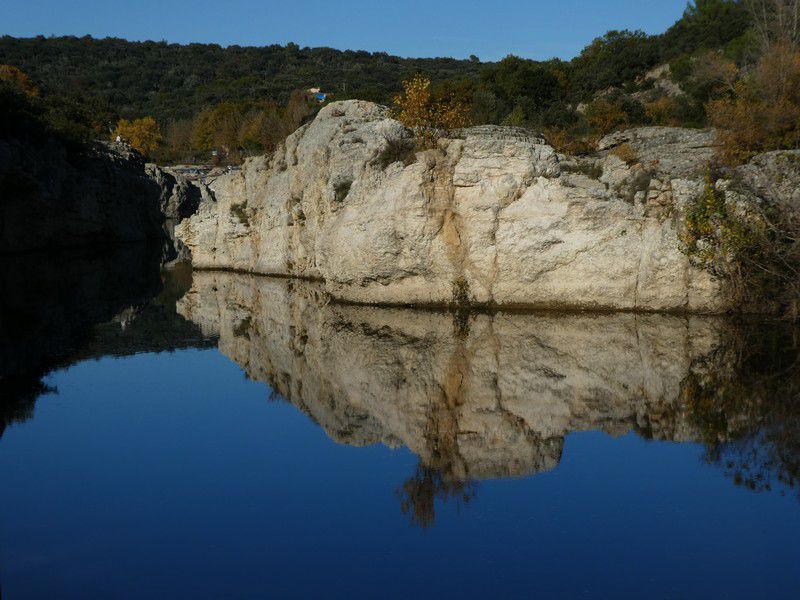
[175, 100, 767, 312]
[177, 271, 731, 481]
[0, 135, 160, 253]
[144, 163, 211, 262]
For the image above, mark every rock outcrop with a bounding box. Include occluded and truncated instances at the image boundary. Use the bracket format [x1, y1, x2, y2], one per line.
[144, 163, 209, 261]
[0, 133, 201, 256]
[178, 271, 734, 481]
[176, 100, 767, 312]
[0, 135, 160, 253]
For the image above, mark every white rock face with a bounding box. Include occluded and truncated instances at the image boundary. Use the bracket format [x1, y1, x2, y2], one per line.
[176, 100, 729, 312]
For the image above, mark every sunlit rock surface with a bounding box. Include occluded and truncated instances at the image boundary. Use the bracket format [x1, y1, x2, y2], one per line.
[176, 100, 736, 312]
[177, 271, 735, 481]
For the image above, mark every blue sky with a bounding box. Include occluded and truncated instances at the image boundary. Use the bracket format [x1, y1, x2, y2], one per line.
[1, 0, 689, 61]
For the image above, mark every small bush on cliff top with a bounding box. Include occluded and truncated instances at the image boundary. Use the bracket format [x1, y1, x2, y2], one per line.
[376, 135, 417, 169]
[611, 143, 640, 166]
[391, 75, 471, 149]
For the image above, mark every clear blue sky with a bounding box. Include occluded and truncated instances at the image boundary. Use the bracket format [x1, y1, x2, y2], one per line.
[1, 0, 690, 61]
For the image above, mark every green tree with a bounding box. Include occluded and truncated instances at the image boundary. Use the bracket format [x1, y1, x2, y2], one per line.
[571, 30, 660, 98]
[661, 1, 751, 60]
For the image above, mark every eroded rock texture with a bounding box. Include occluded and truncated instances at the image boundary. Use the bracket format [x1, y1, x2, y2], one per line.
[177, 271, 733, 481]
[175, 101, 761, 312]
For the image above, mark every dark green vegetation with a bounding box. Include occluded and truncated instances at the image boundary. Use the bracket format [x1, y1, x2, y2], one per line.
[0, 72, 115, 152]
[682, 322, 800, 497]
[0, 37, 483, 123]
[0, 0, 756, 163]
[680, 173, 800, 313]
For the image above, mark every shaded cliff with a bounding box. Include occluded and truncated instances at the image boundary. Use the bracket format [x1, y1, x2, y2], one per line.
[0, 85, 203, 258]
[0, 131, 170, 254]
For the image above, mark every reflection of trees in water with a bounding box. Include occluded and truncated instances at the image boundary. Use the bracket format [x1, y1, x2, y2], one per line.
[706, 429, 799, 496]
[0, 376, 55, 438]
[396, 350, 478, 529]
[0, 249, 213, 440]
[684, 324, 800, 499]
[396, 463, 477, 529]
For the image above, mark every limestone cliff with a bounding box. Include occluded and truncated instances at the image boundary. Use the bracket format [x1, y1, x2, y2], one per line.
[174, 100, 800, 312]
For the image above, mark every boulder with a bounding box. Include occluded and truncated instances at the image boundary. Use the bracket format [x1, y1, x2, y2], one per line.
[596, 126, 717, 178]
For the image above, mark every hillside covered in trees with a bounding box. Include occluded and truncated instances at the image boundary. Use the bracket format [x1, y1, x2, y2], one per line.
[0, 36, 484, 122]
[1, 1, 795, 164]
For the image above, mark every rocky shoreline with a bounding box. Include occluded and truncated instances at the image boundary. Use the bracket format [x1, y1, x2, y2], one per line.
[174, 100, 800, 314]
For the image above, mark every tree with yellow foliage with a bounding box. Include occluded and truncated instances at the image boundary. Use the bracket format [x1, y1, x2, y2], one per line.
[391, 75, 470, 149]
[0, 64, 38, 97]
[584, 97, 630, 136]
[113, 117, 162, 156]
[707, 44, 800, 164]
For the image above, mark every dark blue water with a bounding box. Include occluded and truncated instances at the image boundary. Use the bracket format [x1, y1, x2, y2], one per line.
[1, 248, 799, 598]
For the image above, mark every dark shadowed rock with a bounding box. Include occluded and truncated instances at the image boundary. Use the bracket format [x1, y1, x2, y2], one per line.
[0, 133, 203, 257]
[0, 135, 165, 254]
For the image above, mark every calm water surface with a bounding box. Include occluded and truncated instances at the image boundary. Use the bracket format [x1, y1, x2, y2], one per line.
[0, 245, 799, 598]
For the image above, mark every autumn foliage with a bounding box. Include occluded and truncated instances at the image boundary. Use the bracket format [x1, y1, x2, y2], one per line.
[584, 98, 631, 136]
[177, 90, 318, 163]
[0, 64, 38, 97]
[113, 117, 163, 156]
[391, 75, 471, 148]
[644, 96, 683, 126]
[707, 44, 800, 164]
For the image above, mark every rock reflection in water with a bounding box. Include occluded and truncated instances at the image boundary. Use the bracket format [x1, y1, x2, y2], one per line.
[177, 271, 800, 525]
[0, 245, 215, 436]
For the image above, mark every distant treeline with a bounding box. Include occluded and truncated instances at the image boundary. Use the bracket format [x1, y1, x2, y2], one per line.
[1, 1, 788, 164]
[0, 35, 482, 122]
